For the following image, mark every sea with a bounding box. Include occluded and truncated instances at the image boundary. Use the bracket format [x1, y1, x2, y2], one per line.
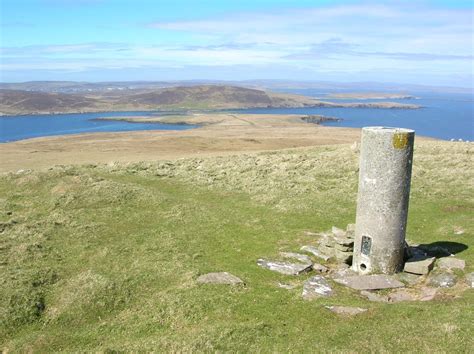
[0, 90, 472, 143]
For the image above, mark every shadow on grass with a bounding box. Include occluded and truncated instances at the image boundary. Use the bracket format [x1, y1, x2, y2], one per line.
[417, 241, 468, 258]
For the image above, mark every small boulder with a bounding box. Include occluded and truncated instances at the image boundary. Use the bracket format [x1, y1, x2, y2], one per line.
[404, 256, 435, 275]
[302, 275, 333, 299]
[429, 273, 457, 288]
[257, 259, 312, 275]
[197, 272, 243, 285]
[438, 257, 465, 270]
[325, 306, 367, 316]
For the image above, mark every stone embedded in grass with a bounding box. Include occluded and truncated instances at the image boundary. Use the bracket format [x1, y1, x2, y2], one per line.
[257, 259, 312, 275]
[438, 257, 465, 270]
[465, 273, 474, 288]
[387, 289, 418, 303]
[300, 245, 330, 261]
[396, 272, 423, 285]
[197, 272, 243, 285]
[334, 274, 405, 290]
[280, 252, 313, 265]
[360, 290, 389, 303]
[404, 256, 436, 275]
[278, 282, 297, 290]
[312, 264, 329, 273]
[302, 275, 333, 299]
[428, 273, 457, 288]
[325, 306, 367, 316]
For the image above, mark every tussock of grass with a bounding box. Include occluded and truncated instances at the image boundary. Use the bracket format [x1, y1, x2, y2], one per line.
[0, 141, 473, 351]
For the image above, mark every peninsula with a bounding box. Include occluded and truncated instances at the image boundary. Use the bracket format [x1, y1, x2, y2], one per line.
[0, 85, 421, 116]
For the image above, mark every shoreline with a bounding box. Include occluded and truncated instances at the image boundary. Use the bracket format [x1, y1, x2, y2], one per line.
[0, 101, 422, 117]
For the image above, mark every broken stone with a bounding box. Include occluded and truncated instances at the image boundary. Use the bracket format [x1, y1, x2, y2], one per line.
[302, 275, 333, 299]
[325, 306, 367, 316]
[334, 274, 404, 290]
[300, 245, 330, 261]
[280, 252, 313, 264]
[438, 257, 465, 270]
[418, 287, 438, 301]
[429, 273, 457, 288]
[334, 249, 353, 264]
[346, 223, 356, 232]
[197, 272, 243, 285]
[388, 289, 418, 303]
[331, 266, 357, 280]
[331, 226, 346, 238]
[334, 243, 353, 252]
[404, 256, 436, 275]
[280, 252, 313, 265]
[257, 259, 312, 275]
[360, 290, 389, 302]
[465, 273, 474, 288]
[396, 272, 423, 286]
[312, 263, 329, 273]
[334, 237, 354, 247]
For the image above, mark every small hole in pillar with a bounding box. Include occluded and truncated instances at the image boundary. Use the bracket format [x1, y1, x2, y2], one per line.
[360, 263, 367, 271]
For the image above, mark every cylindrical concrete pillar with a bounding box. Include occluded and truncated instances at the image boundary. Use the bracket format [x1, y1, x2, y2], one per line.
[352, 127, 415, 274]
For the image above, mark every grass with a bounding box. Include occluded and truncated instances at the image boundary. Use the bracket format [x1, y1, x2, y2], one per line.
[1, 141, 473, 351]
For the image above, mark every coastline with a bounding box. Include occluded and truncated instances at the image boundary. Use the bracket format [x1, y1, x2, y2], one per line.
[0, 101, 421, 117]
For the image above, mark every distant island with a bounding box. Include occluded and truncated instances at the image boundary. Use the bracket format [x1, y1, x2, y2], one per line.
[0, 85, 421, 116]
[94, 113, 342, 126]
[324, 92, 417, 100]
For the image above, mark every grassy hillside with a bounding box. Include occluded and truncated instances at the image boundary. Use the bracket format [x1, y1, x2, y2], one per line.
[0, 85, 420, 115]
[1, 141, 472, 351]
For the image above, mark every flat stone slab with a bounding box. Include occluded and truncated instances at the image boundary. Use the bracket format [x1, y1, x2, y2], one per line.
[404, 256, 436, 275]
[257, 259, 312, 275]
[334, 274, 405, 290]
[300, 245, 330, 261]
[280, 252, 313, 265]
[397, 272, 423, 286]
[197, 272, 243, 285]
[438, 257, 465, 270]
[325, 306, 367, 316]
[428, 273, 457, 288]
[388, 287, 438, 302]
[360, 290, 389, 303]
[302, 275, 333, 299]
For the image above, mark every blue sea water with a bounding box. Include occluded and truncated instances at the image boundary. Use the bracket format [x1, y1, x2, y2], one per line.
[235, 90, 474, 141]
[0, 111, 197, 143]
[0, 91, 472, 142]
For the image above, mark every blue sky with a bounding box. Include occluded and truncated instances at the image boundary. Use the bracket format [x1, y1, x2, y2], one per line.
[1, 0, 473, 86]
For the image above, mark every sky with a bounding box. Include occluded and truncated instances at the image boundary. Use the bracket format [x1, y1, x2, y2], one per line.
[0, 0, 473, 87]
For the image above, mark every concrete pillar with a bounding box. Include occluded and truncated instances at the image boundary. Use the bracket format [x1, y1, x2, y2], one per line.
[352, 127, 415, 274]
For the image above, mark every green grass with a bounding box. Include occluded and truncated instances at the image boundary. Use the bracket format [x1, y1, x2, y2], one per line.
[1, 141, 473, 351]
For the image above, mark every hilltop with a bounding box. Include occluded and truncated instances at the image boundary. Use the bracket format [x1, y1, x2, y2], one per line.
[0, 85, 420, 115]
[0, 140, 472, 351]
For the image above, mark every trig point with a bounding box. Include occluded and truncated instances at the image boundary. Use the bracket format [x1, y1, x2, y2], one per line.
[352, 127, 415, 274]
